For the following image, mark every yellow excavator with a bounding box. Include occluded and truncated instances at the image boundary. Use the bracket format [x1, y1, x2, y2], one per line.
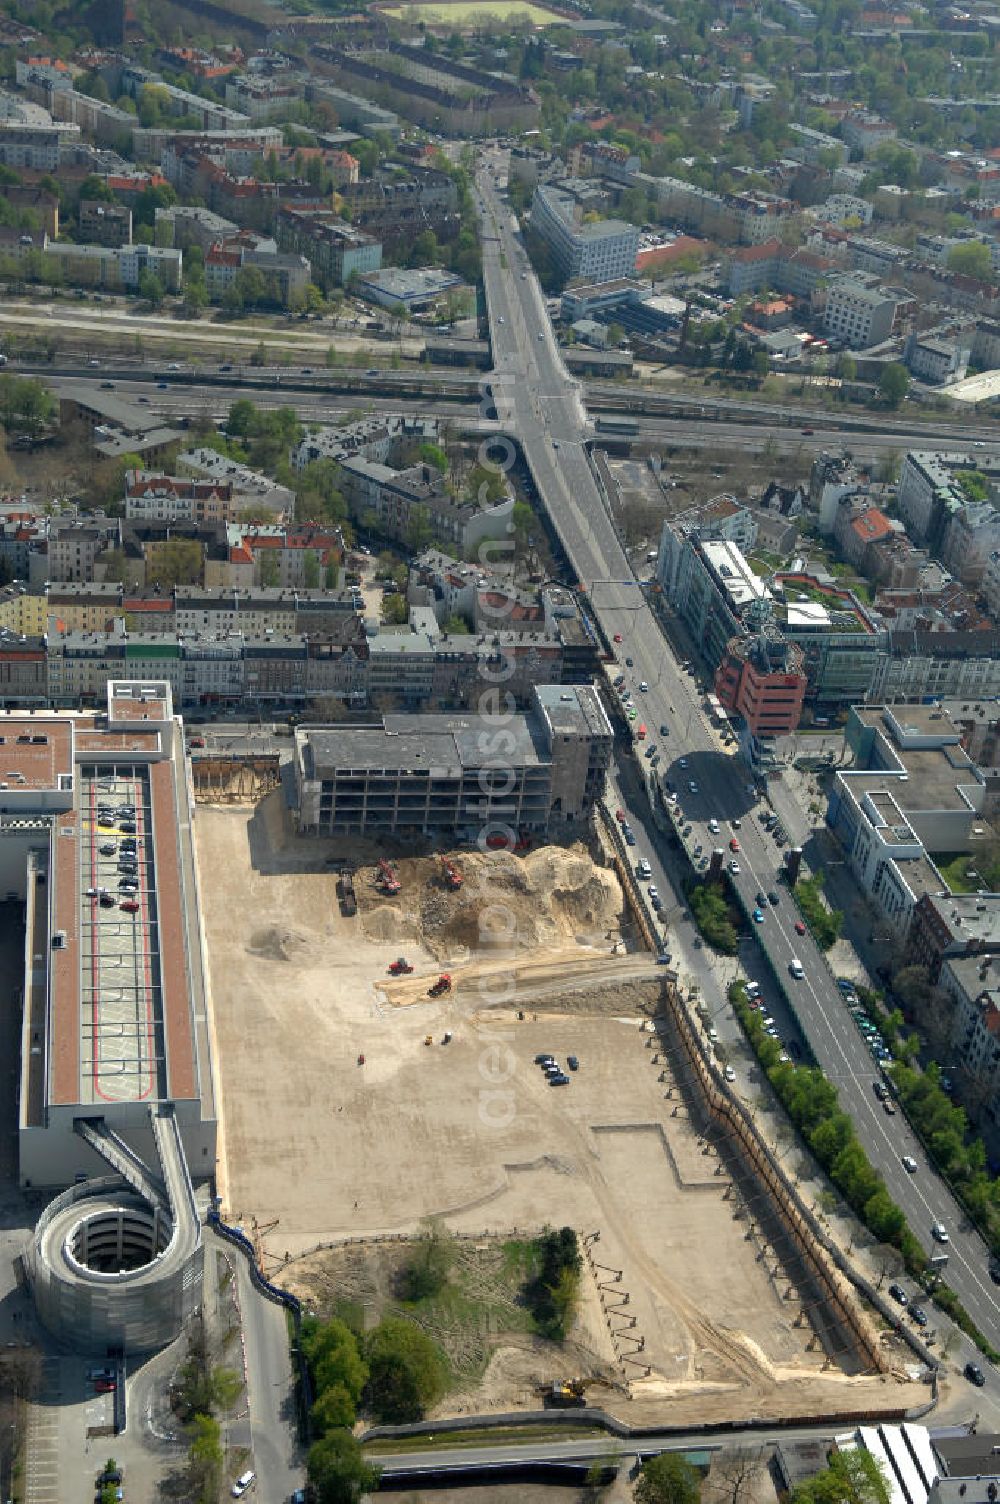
[542, 1377, 590, 1407]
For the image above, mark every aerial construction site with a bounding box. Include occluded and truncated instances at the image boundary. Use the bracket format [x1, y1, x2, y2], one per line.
[196, 790, 929, 1428]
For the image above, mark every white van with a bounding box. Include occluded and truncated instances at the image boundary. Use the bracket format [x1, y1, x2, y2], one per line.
[789, 958, 804, 979]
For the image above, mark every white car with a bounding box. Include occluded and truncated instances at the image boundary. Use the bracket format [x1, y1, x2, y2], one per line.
[724, 1065, 736, 1082]
[729, 860, 740, 873]
[708, 1027, 718, 1043]
[232, 1472, 256, 1498]
[708, 818, 720, 834]
[689, 781, 699, 794]
[639, 681, 648, 692]
[902, 1155, 918, 1174]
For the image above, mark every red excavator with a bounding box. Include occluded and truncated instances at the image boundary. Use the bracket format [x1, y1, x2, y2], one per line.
[439, 854, 463, 889]
[428, 974, 452, 998]
[376, 857, 400, 895]
[388, 957, 413, 975]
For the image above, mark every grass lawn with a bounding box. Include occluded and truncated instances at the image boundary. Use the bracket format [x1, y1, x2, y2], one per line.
[935, 853, 986, 894]
[313, 1237, 544, 1387]
[380, 0, 567, 21]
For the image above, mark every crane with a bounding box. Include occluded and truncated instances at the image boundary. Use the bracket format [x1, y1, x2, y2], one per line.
[439, 854, 463, 889]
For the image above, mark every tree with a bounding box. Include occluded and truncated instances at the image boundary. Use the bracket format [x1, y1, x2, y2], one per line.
[186, 1413, 223, 1503]
[877, 363, 909, 408]
[946, 241, 993, 281]
[417, 441, 448, 474]
[147, 538, 202, 590]
[382, 592, 408, 625]
[401, 1220, 454, 1301]
[635, 1452, 702, 1504]
[303, 548, 321, 589]
[0, 375, 56, 439]
[706, 1448, 768, 1504]
[791, 1449, 889, 1504]
[138, 269, 164, 308]
[363, 1316, 448, 1423]
[308, 1429, 381, 1504]
[227, 398, 258, 440]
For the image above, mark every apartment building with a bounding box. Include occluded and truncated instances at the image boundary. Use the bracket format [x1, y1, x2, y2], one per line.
[941, 955, 1000, 1123]
[827, 703, 986, 940]
[529, 184, 639, 286]
[175, 448, 294, 516]
[823, 275, 898, 348]
[0, 122, 78, 170]
[275, 207, 381, 289]
[339, 165, 458, 250]
[154, 205, 238, 252]
[909, 892, 1000, 981]
[79, 197, 132, 247]
[204, 233, 311, 308]
[48, 519, 122, 584]
[123, 472, 242, 526]
[312, 43, 540, 136]
[224, 75, 303, 123]
[903, 331, 969, 386]
[841, 111, 897, 155]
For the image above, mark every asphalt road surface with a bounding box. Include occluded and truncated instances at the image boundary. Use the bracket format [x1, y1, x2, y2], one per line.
[476, 153, 1000, 1356]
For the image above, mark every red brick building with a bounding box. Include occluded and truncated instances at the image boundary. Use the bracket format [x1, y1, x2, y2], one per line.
[714, 633, 807, 737]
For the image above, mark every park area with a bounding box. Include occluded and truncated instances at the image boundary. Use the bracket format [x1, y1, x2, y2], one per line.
[377, 0, 569, 23]
[195, 793, 926, 1425]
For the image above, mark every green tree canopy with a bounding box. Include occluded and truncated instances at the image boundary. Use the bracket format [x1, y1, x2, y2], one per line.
[877, 363, 909, 408]
[635, 1452, 702, 1504]
[791, 1448, 889, 1504]
[363, 1316, 448, 1423]
[946, 241, 994, 280]
[307, 1429, 381, 1504]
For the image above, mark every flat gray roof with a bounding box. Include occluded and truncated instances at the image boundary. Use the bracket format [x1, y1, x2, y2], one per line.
[302, 709, 547, 778]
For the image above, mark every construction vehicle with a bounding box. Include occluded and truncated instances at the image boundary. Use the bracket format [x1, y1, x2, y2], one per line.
[542, 1378, 589, 1408]
[376, 857, 400, 895]
[338, 870, 356, 917]
[424, 1034, 433, 1046]
[442, 1030, 452, 1044]
[428, 973, 452, 998]
[439, 854, 463, 889]
[388, 957, 413, 975]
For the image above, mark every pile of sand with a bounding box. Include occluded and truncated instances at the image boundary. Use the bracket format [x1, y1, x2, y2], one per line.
[358, 844, 623, 959]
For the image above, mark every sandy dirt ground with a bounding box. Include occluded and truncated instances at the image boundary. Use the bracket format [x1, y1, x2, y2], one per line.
[196, 796, 927, 1425]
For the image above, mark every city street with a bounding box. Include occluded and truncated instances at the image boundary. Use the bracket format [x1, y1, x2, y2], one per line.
[476, 154, 1000, 1358]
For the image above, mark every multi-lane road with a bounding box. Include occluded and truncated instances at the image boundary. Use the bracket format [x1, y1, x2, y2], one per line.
[476, 154, 1000, 1356]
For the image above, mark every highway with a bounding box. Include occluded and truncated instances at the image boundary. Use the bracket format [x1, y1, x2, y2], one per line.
[476, 152, 1000, 1358]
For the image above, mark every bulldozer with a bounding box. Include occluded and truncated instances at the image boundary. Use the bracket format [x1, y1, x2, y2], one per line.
[388, 957, 413, 975]
[428, 973, 452, 998]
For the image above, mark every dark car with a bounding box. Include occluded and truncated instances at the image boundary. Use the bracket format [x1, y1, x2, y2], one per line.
[534, 1053, 555, 1065]
[888, 1283, 908, 1306]
[98, 893, 116, 908]
[768, 890, 779, 905]
[965, 1362, 986, 1387]
[549, 1072, 570, 1086]
[567, 1055, 579, 1070]
[660, 723, 669, 735]
[909, 1306, 928, 1327]
[625, 657, 634, 668]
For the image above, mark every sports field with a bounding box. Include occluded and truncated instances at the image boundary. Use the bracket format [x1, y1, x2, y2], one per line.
[380, 0, 566, 24]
